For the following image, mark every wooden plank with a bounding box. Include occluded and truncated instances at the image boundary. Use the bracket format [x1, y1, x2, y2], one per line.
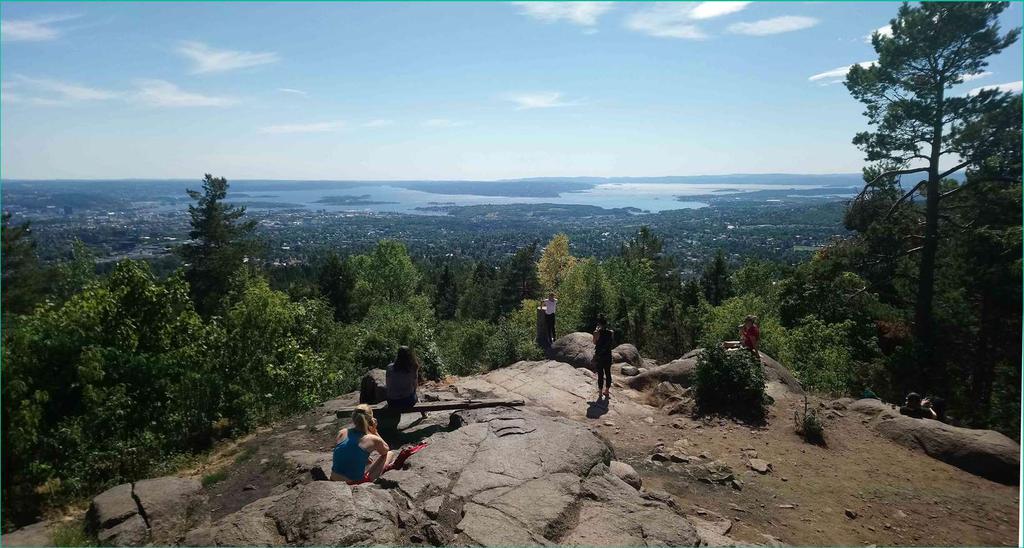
[335, 398, 525, 418]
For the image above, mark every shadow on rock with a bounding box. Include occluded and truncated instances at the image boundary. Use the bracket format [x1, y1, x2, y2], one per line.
[586, 396, 610, 419]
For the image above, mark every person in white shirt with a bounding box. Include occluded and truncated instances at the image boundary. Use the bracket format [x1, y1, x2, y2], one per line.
[542, 293, 558, 343]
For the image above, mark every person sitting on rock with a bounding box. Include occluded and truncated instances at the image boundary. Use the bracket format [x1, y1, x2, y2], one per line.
[739, 315, 760, 354]
[899, 392, 937, 420]
[328, 404, 398, 484]
[386, 346, 421, 412]
[592, 314, 615, 398]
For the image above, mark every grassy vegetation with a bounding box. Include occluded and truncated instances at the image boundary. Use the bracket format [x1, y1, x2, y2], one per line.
[51, 520, 97, 547]
[200, 470, 229, 488]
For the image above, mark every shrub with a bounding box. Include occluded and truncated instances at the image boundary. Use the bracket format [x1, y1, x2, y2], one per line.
[694, 346, 770, 422]
[485, 308, 542, 369]
[201, 470, 228, 487]
[437, 320, 496, 376]
[794, 396, 825, 445]
[777, 316, 857, 395]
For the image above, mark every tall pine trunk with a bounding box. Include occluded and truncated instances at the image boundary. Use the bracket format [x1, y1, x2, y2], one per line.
[914, 87, 944, 394]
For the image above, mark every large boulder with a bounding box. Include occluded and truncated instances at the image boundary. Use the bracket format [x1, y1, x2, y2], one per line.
[611, 344, 642, 366]
[548, 332, 595, 369]
[454, 360, 655, 421]
[88, 476, 206, 546]
[186, 481, 401, 546]
[875, 413, 1020, 484]
[1, 521, 56, 547]
[359, 368, 388, 404]
[847, 398, 1020, 484]
[625, 357, 697, 391]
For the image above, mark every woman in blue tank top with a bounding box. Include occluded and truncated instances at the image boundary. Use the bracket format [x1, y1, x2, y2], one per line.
[330, 404, 396, 483]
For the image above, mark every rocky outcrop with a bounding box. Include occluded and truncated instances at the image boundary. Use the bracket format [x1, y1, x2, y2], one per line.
[87, 476, 206, 546]
[359, 368, 388, 404]
[0, 521, 56, 547]
[627, 349, 804, 396]
[453, 360, 655, 421]
[625, 357, 697, 391]
[185, 406, 698, 546]
[848, 398, 1020, 484]
[548, 332, 596, 368]
[608, 460, 642, 490]
[611, 344, 641, 367]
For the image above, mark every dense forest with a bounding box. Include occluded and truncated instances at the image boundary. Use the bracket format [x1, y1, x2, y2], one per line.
[1, 1, 1020, 531]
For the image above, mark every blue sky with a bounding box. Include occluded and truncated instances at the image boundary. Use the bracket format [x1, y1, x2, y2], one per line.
[1, 1, 1021, 180]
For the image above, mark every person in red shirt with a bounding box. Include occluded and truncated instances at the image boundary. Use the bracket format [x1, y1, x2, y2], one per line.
[739, 315, 760, 354]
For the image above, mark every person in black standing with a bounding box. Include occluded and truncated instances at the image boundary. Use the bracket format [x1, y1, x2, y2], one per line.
[592, 314, 614, 398]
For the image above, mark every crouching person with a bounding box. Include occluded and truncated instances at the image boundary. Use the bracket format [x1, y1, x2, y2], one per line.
[327, 404, 398, 484]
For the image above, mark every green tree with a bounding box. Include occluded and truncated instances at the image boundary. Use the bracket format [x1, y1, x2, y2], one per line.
[537, 233, 577, 293]
[2, 212, 44, 318]
[845, 2, 1019, 387]
[178, 174, 257, 316]
[457, 262, 500, 321]
[499, 242, 540, 314]
[317, 253, 356, 322]
[350, 240, 421, 317]
[433, 264, 459, 320]
[700, 249, 732, 306]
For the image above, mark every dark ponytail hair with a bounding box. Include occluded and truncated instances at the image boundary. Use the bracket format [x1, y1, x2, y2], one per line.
[395, 345, 420, 372]
[596, 314, 607, 328]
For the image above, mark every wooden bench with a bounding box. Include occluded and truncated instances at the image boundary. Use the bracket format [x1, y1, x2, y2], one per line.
[334, 398, 525, 419]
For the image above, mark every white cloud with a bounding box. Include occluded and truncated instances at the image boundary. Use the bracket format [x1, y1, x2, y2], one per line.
[808, 60, 877, 83]
[177, 41, 279, 74]
[967, 80, 1022, 96]
[728, 16, 818, 36]
[423, 118, 468, 128]
[960, 71, 992, 83]
[2, 75, 119, 105]
[626, 4, 708, 40]
[132, 79, 236, 107]
[689, 2, 750, 20]
[512, 2, 613, 26]
[363, 119, 396, 128]
[277, 88, 308, 96]
[863, 24, 892, 44]
[1, 15, 79, 42]
[259, 121, 343, 134]
[503, 91, 580, 110]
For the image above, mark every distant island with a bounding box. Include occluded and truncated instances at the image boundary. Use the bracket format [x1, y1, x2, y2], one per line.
[314, 194, 399, 206]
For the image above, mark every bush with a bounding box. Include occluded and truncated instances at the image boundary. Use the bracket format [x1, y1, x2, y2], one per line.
[694, 346, 770, 422]
[485, 306, 542, 369]
[437, 320, 496, 376]
[201, 470, 229, 487]
[794, 396, 825, 445]
[777, 316, 857, 395]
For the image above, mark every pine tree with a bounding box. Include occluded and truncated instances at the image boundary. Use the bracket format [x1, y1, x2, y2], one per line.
[178, 174, 257, 316]
[845, 2, 1019, 388]
[701, 249, 732, 306]
[1, 212, 43, 318]
[318, 253, 356, 322]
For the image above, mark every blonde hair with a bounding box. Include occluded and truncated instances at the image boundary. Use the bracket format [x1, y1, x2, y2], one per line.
[352, 404, 375, 432]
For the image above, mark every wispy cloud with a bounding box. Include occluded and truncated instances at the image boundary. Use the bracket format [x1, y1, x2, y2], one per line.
[363, 119, 396, 128]
[626, 4, 708, 40]
[728, 16, 818, 36]
[423, 118, 468, 128]
[132, 79, 236, 107]
[1, 15, 80, 42]
[689, 2, 750, 20]
[863, 24, 892, 44]
[967, 80, 1022, 96]
[960, 71, 992, 83]
[259, 121, 343, 134]
[808, 61, 877, 84]
[512, 2, 613, 27]
[2, 75, 119, 105]
[177, 41, 279, 74]
[277, 88, 308, 96]
[503, 91, 581, 110]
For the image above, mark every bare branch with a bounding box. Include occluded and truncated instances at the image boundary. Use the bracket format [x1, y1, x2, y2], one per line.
[937, 161, 970, 180]
[885, 180, 927, 218]
[854, 167, 931, 202]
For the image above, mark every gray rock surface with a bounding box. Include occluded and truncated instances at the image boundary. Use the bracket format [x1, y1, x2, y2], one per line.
[548, 332, 596, 369]
[611, 343, 641, 366]
[848, 398, 1020, 484]
[608, 460, 642, 490]
[88, 476, 206, 546]
[0, 520, 56, 547]
[619, 365, 639, 376]
[187, 407, 698, 546]
[626, 358, 697, 391]
[359, 368, 388, 404]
